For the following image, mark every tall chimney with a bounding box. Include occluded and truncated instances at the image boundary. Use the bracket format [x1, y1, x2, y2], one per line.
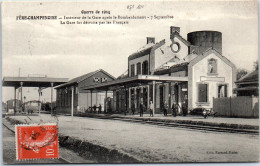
[170, 26, 180, 34]
[147, 37, 155, 44]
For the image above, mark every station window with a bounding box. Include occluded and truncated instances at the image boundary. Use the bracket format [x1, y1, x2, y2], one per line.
[142, 61, 149, 75]
[218, 84, 228, 98]
[130, 64, 135, 77]
[198, 83, 208, 102]
[137, 62, 141, 75]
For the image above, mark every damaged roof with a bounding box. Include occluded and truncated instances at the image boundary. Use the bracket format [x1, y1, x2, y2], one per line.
[154, 53, 198, 73]
[128, 40, 165, 61]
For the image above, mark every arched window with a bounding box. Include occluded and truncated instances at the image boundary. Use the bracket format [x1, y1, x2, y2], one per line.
[142, 61, 149, 75]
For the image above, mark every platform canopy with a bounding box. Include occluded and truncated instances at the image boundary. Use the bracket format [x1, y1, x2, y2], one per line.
[83, 75, 188, 92]
[2, 76, 69, 87]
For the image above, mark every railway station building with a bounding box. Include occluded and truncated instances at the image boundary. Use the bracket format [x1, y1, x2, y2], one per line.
[55, 69, 115, 114]
[83, 26, 236, 114]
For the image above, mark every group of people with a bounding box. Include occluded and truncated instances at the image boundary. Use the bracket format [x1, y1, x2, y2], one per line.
[131, 101, 152, 117]
[162, 101, 188, 117]
[132, 100, 188, 117]
[92, 104, 102, 113]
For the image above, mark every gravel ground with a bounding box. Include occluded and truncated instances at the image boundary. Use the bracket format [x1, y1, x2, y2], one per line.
[7, 114, 260, 163]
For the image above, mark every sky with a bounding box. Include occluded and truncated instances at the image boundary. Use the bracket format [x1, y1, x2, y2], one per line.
[1, 0, 258, 102]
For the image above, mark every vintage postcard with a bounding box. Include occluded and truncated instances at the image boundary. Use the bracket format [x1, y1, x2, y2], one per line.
[1, 0, 259, 164]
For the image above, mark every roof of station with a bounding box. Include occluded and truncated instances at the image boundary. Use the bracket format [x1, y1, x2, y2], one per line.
[55, 69, 116, 89]
[128, 40, 165, 61]
[83, 75, 188, 91]
[234, 86, 259, 91]
[236, 69, 258, 84]
[2, 76, 69, 87]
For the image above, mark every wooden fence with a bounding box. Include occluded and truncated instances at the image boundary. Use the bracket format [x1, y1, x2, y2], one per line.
[213, 96, 259, 118]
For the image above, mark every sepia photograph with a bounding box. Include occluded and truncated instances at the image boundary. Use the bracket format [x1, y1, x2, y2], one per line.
[1, 0, 259, 164]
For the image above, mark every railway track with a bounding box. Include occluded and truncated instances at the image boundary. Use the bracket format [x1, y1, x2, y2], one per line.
[92, 116, 259, 135]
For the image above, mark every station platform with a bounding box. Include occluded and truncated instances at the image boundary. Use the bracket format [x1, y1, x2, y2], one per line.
[76, 113, 259, 130]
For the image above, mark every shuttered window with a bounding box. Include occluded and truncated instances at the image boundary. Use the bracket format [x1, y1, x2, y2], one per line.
[198, 84, 208, 102]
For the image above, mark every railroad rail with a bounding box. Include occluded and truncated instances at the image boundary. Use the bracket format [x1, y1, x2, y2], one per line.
[88, 115, 259, 135]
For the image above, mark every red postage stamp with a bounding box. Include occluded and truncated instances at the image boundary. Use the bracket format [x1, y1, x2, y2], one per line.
[15, 123, 59, 160]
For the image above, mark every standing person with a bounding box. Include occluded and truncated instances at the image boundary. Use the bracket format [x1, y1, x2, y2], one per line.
[163, 101, 168, 116]
[182, 101, 188, 116]
[161, 102, 165, 116]
[139, 102, 144, 117]
[131, 102, 135, 115]
[124, 104, 127, 116]
[93, 104, 97, 113]
[172, 102, 180, 117]
[22, 104, 25, 113]
[149, 101, 154, 117]
[131, 107, 135, 115]
[98, 104, 102, 114]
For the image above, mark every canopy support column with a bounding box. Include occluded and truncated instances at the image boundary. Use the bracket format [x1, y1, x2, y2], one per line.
[38, 88, 42, 115]
[14, 87, 17, 115]
[134, 88, 137, 109]
[20, 82, 23, 104]
[90, 90, 93, 111]
[147, 85, 150, 108]
[152, 81, 155, 116]
[124, 85, 127, 115]
[96, 91, 98, 105]
[71, 86, 74, 119]
[51, 82, 53, 116]
[178, 84, 182, 113]
[128, 88, 131, 109]
[105, 90, 107, 113]
[169, 83, 172, 110]
[141, 87, 143, 104]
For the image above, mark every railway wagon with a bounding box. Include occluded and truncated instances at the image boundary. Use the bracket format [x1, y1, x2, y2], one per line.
[24, 100, 40, 114]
